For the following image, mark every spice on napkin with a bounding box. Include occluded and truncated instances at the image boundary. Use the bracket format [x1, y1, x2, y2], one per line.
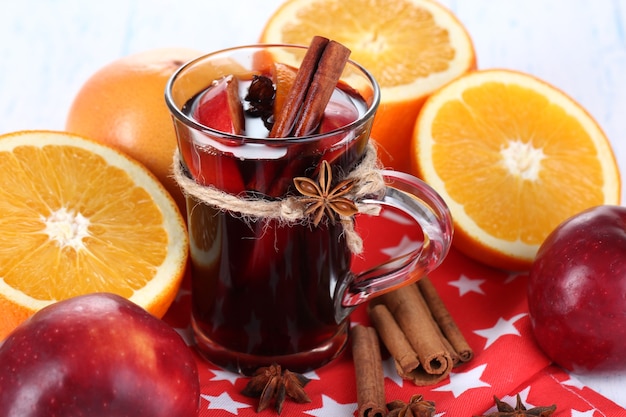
[368, 277, 473, 385]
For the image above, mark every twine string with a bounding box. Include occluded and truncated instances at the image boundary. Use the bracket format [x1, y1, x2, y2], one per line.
[172, 142, 385, 254]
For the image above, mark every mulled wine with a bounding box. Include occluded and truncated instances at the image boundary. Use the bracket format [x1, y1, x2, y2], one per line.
[180, 66, 370, 373]
[165, 42, 453, 375]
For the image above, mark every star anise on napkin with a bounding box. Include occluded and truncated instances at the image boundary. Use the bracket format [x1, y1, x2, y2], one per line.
[293, 159, 358, 226]
[387, 394, 436, 417]
[241, 363, 311, 414]
[475, 394, 557, 417]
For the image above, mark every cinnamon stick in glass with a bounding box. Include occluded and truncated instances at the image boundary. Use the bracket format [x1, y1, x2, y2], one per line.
[351, 325, 386, 417]
[292, 40, 351, 136]
[269, 36, 351, 138]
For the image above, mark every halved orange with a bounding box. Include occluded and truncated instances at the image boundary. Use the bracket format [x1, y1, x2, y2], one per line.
[0, 130, 188, 339]
[259, 0, 476, 172]
[412, 69, 621, 270]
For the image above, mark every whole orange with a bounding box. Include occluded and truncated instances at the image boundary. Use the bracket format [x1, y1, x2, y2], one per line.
[65, 48, 202, 213]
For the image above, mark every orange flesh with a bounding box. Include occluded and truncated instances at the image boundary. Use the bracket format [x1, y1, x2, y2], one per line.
[431, 82, 605, 245]
[0, 144, 168, 301]
[275, 0, 457, 87]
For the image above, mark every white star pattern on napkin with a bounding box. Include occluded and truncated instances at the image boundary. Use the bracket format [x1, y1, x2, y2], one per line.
[474, 313, 527, 349]
[303, 394, 358, 416]
[173, 325, 195, 346]
[380, 235, 422, 258]
[504, 272, 525, 284]
[304, 370, 321, 381]
[432, 363, 491, 398]
[208, 368, 240, 385]
[382, 356, 405, 387]
[561, 375, 586, 390]
[448, 274, 485, 296]
[201, 392, 250, 414]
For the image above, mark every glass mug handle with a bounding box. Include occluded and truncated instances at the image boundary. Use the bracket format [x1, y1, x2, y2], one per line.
[334, 170, 453, 323]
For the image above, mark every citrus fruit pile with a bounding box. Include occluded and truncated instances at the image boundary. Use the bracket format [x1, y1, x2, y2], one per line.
[0, 130, 188, 339]
[260, 0, 621, 270]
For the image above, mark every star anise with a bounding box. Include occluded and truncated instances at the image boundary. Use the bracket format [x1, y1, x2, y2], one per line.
[387, 394, 436, 417]
[475, 394, 557, 417]
[241, 363, 311, 414]
[293, 159, 359, 226]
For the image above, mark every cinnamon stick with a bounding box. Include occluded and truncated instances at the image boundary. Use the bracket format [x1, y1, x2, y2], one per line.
[351, 325, 386, 417]
[439, 330, 460, 366]
[380, 284, 454, 377]
[269, 36, 328, 137]
[368, 303, 420, 375]
[269, 36, 351, 138]
[292, 40, 351, 136]
[368, 279, 473, 385]
[417, 277, 473, 363]
[368, 284, 454, 386]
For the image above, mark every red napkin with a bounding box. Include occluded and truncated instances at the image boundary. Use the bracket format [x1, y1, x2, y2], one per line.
[164, 219, 626, 417]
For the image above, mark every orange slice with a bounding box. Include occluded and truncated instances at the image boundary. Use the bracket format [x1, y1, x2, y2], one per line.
[272, 62, 298, 118]
[0, 130, 188, 339]
[260, 0, 476, 172]
[412, 69, 621, 270]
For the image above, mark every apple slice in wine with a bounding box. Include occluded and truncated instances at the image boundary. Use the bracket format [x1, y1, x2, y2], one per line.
[192, 75, 246, 194]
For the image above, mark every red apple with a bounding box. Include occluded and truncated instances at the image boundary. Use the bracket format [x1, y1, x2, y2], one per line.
[0, 293, 200, 416]
[528, 205, 626, 372]
[189, 74, 246, 194]
[194, 74, 245, 135]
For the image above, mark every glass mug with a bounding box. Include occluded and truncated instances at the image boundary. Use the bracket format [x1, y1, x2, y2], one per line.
[165, 44, 453, 374]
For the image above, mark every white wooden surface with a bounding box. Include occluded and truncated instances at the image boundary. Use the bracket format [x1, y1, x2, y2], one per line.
[1, 0, 625, 407]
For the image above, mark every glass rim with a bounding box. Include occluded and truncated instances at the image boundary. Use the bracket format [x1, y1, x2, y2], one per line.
[164, 43, 381, 145]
